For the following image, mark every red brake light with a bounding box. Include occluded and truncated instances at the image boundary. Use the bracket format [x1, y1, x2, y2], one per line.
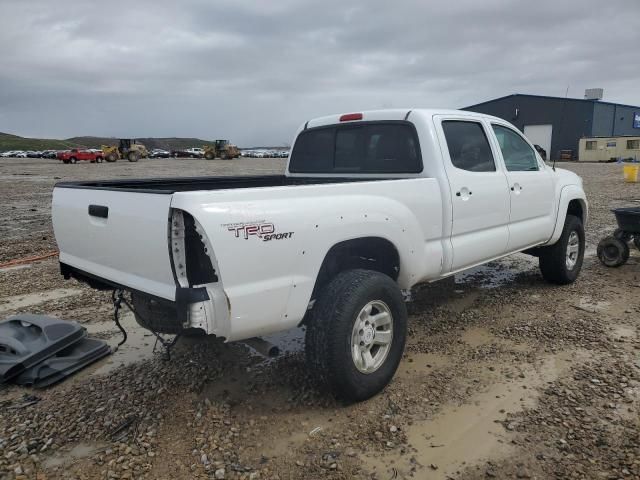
[339, 113, 363, 122]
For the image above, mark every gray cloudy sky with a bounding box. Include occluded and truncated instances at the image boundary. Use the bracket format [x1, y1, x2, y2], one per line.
[1, 0, 639, 146]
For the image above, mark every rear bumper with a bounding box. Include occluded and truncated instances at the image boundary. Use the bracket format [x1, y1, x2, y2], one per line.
[60, 262, 210, 317]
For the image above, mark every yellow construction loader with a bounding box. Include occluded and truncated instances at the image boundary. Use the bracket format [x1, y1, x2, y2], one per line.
[102, 139, 148, 162]
[203, 139, 240, 160]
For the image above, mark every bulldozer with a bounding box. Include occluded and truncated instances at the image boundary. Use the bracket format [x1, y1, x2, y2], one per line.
[203, 139, 240, 160]
[102, 139, 148, 162]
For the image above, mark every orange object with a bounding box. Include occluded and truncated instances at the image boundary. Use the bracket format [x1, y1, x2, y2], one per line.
[0, 251, 59, 269]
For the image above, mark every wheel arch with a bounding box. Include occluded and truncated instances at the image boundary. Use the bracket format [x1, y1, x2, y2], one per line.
[310, 236, 401, 301]
[547, 186, 588, 245]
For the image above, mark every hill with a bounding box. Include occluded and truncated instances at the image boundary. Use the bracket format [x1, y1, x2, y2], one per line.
[0, 132, 83, 151]
[0, 132, 221, 152]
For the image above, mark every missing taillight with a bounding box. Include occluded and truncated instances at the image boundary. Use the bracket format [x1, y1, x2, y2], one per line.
[170, 210, 218, 287]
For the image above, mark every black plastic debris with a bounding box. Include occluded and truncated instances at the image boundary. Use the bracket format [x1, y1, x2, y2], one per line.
[0, 315, 86, 382]
[14, 337, 110, 388]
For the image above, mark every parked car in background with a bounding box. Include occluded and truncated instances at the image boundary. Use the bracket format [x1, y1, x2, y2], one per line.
[1, 151, 17, 157]
[57, 149, 104, 164]
[149, 149, 170, 158]
[171, 148, 204, 158]
[42, 150, 58, 159]
[14, 151, 27, 158]
[26, 151, 42, 158]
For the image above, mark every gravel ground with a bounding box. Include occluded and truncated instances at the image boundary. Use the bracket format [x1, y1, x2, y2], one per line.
[0, 158, 638, 480]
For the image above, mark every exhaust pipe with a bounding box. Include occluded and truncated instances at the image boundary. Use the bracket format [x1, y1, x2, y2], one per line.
[243, 337, 280, 358]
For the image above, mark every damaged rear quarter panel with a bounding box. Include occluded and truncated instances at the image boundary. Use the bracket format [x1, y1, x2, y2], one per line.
[170, 178, 442, 341]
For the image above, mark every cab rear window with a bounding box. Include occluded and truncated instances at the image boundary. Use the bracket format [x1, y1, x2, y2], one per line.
[289, 121, 422, 173]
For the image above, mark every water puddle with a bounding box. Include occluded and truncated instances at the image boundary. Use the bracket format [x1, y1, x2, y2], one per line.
[248, 326, 306, 363]
[82, 313, 155, 376]
[0, 288, 84, 313]
[396, 352, 451, 380]
[362, 351, 577, 479]
[455, 255, 538, 289]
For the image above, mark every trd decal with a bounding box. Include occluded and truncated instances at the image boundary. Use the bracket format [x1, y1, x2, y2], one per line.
[223, 221, 294, 242]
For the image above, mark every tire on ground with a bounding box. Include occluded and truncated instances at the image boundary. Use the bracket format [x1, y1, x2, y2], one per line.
[106, 153, 118, 162]
[305, 269, 407, 402]
[127, 152, 139, 162]
[597, 236, 629, 267]
[538, 214, 585, 285]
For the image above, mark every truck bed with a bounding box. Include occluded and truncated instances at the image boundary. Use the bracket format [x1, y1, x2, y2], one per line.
[55, 175, 384, 194]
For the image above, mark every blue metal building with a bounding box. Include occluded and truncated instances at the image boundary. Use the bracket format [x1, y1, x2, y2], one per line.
[463, 94, 640, 160]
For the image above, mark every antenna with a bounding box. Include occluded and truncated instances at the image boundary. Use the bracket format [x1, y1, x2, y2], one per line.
[553, 85, 570, 171]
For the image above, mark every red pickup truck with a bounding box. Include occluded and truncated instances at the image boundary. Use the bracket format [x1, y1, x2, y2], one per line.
[57, 149, 104, 164]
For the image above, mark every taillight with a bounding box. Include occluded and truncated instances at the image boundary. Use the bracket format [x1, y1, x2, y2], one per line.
[339, 113, 363, 122]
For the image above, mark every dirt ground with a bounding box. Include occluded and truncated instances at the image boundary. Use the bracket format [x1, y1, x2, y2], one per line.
[0, 157, 638, 480]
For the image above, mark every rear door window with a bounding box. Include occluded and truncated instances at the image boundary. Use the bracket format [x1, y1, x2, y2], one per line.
[289, 122, 422, 174]
[441, 121, 496, 172]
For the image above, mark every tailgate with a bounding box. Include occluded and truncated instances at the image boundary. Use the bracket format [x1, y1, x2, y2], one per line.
[52, 187, 176, 300]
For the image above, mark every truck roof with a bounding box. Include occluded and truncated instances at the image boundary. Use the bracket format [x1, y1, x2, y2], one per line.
[305, 108, 503, 129]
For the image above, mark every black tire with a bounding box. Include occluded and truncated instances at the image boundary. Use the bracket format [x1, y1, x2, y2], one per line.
[205, 153, 214, 160]
[127, 152, 139, 162]
[634, 236, 640, 251]
[597, 236, 629, 267]
[538, 214, 585, 284]
[63, 159, 70, 164]
[96, 156, 103, 163]
[69, 157, 77, 164]
[305, 269, 407, 402]
[106, 153, 118, 162]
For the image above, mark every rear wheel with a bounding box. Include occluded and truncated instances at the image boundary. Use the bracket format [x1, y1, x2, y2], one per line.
[597, 236, 629, 267]
[106, 153, 118, 162]
[205, 152, 214, 160]
[127, 152, 139, 162]
[96, 156, 103, 163]
[538, 214, 585, 284]
[69, 157, 77, 164]
[62, 159, 70, 164]
[305, 269, 407, 402]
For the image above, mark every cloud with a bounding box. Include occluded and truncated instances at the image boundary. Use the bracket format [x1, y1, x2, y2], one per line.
[0, 0, 638, 145]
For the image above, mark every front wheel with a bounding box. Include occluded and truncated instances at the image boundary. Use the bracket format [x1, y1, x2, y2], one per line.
[305, 269, 407, 402]
[538, 214, 585, 284]
[127, 152, 139, 162]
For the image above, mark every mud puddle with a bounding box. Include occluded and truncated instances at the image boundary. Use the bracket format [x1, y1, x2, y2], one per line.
[362, 350, 581, 479]
[81, 313, 155, 376]
[0, 287, 83, 313]
[455, 255, 538, 289]
[42, 442, 105, 469]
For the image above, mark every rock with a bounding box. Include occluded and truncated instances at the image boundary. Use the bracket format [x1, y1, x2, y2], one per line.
[215, 468, 226, 479]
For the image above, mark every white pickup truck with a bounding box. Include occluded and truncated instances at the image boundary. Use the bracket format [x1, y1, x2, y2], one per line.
[52, 109, 587, 401]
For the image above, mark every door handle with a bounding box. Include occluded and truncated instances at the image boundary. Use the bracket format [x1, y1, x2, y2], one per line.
[88, 205, 109, 218]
